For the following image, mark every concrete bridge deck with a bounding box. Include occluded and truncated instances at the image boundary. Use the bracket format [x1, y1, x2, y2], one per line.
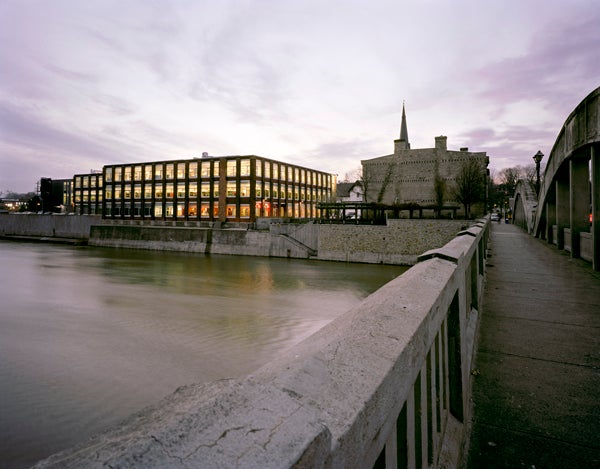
[467, 222, 600, 468]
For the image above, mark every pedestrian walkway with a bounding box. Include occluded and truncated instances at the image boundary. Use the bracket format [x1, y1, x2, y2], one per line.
[466, 222, 600, 468]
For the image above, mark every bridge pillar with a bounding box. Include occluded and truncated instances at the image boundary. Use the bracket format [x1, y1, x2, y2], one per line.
[545, 198, 556, 244]
[570, 154, 590, 258]
[592, 144, 600, 271]
[555, 169, 570, 250]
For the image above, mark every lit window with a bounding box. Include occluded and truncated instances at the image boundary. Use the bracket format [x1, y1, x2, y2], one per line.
[145, 166, 153, 180]
[240, 205, 250, 218]
[177, 183, 186, 198]
[227, 160, 237, 176]
[75, 176, 82, 188]
[90, 177, 96, 188]
[256, 185, 262, 198]
[134, 184, 141, 199]
[200, 204, 210, 217]
[165, 202, 174, 216]
[189, 162, 198, 178]
[213, 162, 220, 177]
[155, 166, 163, 180]
[188, 202, 197, 216]
[240, 159, 251, 176]
[82, 177, 88, 188]
[226, 205, 236, 217]
[201, 183, 210, 197]
[114, 168, 122, 181]
[154, 185, 163, 198]
[189, 182, 197, 197]
[177, 163, 185, 179]
[124, 167, 132, 181]
[176, 203, 185, 217]
[255, 160, 262, 177]
[123, 185, 131, 198]
[201, 162, 211, 177]
[213, 204, 219, 217]
[240, 181, 250, 197]
[165, 183, 174, 198]
[227, 181, 237, 197]
[134, 166, 142, 180]
[265, 163, 271, 179]
[272, 184, 278, 198]
[105, 170, 112, 183]
[166, 164, 174, 179]
[273, 164, 279, 180]
[144, 185, 152, 199]
[105, 187, 113, 199]
[114, 187, 122, 199]
[154, 204, 163, 217]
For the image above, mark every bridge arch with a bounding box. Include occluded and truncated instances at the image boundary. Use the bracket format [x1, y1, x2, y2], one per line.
[512, 179, 537, 234]
[532, 86, 600, 270]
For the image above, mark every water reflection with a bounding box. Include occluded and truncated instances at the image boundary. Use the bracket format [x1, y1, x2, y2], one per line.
[0, 242, 406, 467]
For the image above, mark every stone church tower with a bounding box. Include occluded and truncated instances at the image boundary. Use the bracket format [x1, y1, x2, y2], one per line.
[361, 105, 489, 214]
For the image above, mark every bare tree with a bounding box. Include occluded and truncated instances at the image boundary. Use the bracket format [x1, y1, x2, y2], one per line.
[452, 158, 485, 219]
[433, 160, 446, 217]
[341, 167, 362, 183]
[498, 167, 522, 193]
[376, 159, 396, 203]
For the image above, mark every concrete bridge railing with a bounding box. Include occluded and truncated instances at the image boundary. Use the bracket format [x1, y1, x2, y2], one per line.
[36, 219, 490, 469]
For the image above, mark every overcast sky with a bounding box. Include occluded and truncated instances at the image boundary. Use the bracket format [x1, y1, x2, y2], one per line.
[1, 0, 599, 193]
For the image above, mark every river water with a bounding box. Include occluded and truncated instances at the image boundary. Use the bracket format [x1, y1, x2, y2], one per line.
[0, 241, 406, 467]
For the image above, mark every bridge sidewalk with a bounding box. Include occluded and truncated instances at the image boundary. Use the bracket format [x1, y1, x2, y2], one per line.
[466, 222, 600, 468]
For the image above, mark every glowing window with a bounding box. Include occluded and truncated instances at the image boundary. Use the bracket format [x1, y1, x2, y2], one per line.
[240, 181, 250, 197]
[227, 160, 237, 176]
[227, 181, 237, 197]
[189, 162, 198, 178]
[240, 159, 251, 176]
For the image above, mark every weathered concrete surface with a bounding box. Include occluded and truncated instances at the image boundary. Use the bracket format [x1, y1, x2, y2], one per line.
[466, 222, 600, 468]
[318, 219, 467, 264]
[0, 213, 98, 239]
[89, 219, 467, 265]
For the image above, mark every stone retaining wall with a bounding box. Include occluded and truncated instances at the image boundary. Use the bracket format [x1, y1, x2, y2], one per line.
[0, 213, 99, 239]
[318, 219, 467, 264]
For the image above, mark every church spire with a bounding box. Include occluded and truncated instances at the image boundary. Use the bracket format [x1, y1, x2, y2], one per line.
[394, 102, 410, 152]
[399, 101, 410, 149]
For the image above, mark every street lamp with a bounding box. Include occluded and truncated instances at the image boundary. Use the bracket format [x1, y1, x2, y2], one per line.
[533, 150, 544, 197]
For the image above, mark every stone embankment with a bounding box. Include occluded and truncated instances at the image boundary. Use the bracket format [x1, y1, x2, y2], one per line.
[0, 214, 468, 265]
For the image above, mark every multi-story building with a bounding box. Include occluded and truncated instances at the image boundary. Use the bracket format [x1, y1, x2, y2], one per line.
[361, 105, 489, 214]
[99, 155, 336, 223]
[73, 172, 103, 215]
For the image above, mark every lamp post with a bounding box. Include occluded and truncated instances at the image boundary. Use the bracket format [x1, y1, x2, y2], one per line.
[533, 150, 543, 197]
